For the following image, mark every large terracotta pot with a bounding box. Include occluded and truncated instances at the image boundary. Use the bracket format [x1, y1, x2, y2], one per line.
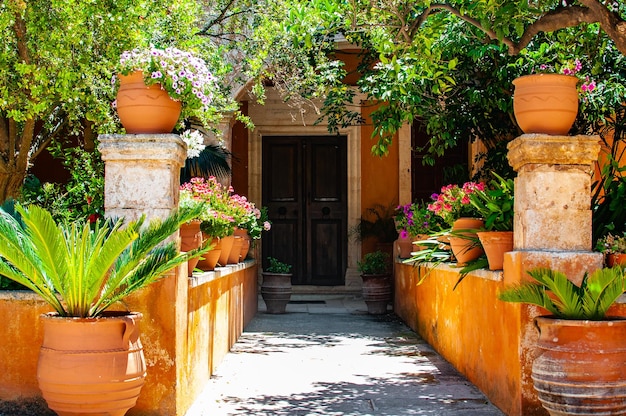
[180, 220, 203, 277]
[38, 312, 146, 416]
[532, 316, 626, 415]
[512, 73, 579, 135]
[196, 234, 221, 271]
[261, 273, 293, 314]
[217, 235, 235, 266]
[449, 218, 484, 266]
[116, 71, 182, 134]
[476, 231, 513, 271]
[361, 273, 392, 315]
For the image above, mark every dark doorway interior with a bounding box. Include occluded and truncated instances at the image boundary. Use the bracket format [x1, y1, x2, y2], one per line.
[262, 136, 347, 286]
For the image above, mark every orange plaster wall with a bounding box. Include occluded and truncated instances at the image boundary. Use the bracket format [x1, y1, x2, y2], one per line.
[359, 103, 400, 256]
[0, 263, 258, 416]
[394, 260, 546, 416]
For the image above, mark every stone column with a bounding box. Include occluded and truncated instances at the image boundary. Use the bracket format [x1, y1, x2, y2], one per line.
[98, 133, 188, 414]
[506, 134, 603, 283]
[98, 134, 186, 222]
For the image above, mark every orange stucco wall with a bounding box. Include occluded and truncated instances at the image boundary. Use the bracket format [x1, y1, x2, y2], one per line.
[0, 262, 258, 416]
[360, 103, 400, 256]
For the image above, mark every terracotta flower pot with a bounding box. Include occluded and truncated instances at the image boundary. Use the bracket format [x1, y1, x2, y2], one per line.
[116, 71, 182, 134]
[227, 236, 244, 264]
[261, 273, 293, 314]
[449, 218, 484, 265]
[476, 231, 513, 271]
[396, 235, 414, 259]
[196, 234, 221, 271]
[234, 228, 251, 260]
[38, 312, 146, 416]
[512, 73, 579, 135]
[217, 235, 235, 266]
[533, 316, 626, 415]
[607, 253, 626, 268]
[361, 273, 392, 315]
[180, 220, 203, 277]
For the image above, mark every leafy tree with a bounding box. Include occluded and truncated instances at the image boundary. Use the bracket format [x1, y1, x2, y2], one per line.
[0, 1, 238, 202]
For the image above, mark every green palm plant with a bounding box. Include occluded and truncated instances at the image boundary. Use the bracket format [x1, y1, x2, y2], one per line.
[498, 267, 626, 320]
[0, 203, 208, 317]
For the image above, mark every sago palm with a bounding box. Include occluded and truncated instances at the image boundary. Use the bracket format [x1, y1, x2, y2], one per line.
[498, 267, 626, 320]
[0, 203, 208, 317]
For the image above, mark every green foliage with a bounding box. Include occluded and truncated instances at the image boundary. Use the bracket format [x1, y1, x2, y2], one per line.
[596, 233, 626, 255]
[21, 141, 104, 224]
[357, 251, 390, 275]
[469, 172, 515, 231]
[265, 257, 292, 274]
[498, 267, 626, 320]
[351, 203, 399, 243]
[0, 203, 208, 317]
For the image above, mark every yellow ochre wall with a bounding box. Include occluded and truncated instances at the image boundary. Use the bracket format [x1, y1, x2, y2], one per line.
[0, 262, 258, 416]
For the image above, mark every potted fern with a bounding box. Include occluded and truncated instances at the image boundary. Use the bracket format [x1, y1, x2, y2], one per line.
[261, 257, 293, 314]
[0, 203, 207, 416]
[498, 267, 626, 415]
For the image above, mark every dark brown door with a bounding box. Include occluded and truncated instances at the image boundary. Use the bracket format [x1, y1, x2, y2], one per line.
[262, 136, 347, 286]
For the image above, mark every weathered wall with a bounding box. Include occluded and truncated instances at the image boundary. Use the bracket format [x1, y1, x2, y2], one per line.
[0, 264, 257, 416]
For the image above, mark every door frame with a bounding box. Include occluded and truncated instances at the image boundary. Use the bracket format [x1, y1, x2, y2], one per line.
[249, 125, 362, 288]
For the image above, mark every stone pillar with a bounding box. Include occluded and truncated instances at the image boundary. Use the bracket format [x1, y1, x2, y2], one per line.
[506, 134, 603, 283]
[98, 134, 186, 222]
[98, 133, 188, 415]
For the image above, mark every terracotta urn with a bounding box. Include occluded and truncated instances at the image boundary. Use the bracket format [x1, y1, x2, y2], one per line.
[360, 273, 392, 315]
[116, 71, 182, 134]
[261, 272, 293, 314]
[512, 73, 579, 136]
[38, 312, 146, 416]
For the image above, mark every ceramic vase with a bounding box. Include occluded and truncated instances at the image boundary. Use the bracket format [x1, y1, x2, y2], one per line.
[116, 71, 182, 134]
[38, 312, 146, 416]
[512, 73, 579, 136]
[533, 316, 626, 415]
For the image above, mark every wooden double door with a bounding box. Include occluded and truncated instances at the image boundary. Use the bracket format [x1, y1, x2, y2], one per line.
[262, 136, 347, 286]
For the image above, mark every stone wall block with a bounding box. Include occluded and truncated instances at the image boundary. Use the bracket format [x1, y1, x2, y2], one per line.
[515, 209, 592, 251]
[514, 168, 592, 211]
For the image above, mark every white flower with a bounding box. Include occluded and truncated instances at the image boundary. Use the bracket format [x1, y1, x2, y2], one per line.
[181, 129, 206, 159]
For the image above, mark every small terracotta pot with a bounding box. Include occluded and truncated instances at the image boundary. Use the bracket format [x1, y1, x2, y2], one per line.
[196, 235, 221, 271]
[477, 231, 514, 270]
[449, 218, 484, 265]
[607, 253, 626, 268]
[234, 228, 252, 260]
[396, 236, 414, 259]
[228, 236, 244, 264]
[180, 221, 203, 277]
[217, 235, 235, 266]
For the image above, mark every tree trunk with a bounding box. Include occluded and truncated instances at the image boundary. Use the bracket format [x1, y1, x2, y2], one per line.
[0, 168, 27, 202]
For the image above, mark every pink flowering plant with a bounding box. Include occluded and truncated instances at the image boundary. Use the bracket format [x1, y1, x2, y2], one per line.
[180, 177, 235, 238]
[394, 202, 442, 239]
[115, 47, 221, 128]
[427, 182, 485, 227]
[536, 58, 596, 95]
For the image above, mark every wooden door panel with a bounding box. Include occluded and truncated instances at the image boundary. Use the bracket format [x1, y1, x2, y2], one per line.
[263, 136, 346, 286]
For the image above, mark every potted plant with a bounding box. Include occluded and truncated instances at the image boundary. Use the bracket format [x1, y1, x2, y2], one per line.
[469, 172, 515, 270]
[394, 202, 443, 259]
[595, 232, 626, 267]
[427, 181, 486, 265]
[261, 257, 293, 314]
[114, 46, 222, 134]
[357, 251, 392, 315]
[179, 190, 210, 276]
[498, 267, 626, 415]
[0, 203, 207, 415]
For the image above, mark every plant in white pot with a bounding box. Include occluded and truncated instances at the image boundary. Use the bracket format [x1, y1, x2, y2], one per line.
[498, 267, 626, 416]
[0, 203, 207, 416]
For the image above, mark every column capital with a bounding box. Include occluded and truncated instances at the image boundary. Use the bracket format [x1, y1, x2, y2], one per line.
[99, 134, 186, 168]
[507, 134, 600, 172]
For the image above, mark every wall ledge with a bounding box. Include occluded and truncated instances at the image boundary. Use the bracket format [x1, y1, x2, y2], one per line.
[188, 260, 256, 287]
[398, 259, 503, 282]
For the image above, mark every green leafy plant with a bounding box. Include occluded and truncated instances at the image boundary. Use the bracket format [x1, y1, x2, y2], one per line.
[596, 233, 626, 255]
[498, 267, 626, 320]
[394, 202, 444, 238]
[469, 172, 514, 231]
[357, 251, 390, 275]
[265, 257, 292, 274]
[351, 203, 399, 244]
[0, 203, 208, 317]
